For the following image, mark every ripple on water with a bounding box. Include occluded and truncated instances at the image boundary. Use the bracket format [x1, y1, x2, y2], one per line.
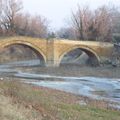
[24, 75, 120, 105]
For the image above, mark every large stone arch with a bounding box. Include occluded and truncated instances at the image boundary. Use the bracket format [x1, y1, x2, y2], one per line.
[58, 46, 100, 66]
[1, 40, 46, 65]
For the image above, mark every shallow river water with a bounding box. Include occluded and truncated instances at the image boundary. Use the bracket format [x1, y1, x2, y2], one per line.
[0, 59, 120, 108]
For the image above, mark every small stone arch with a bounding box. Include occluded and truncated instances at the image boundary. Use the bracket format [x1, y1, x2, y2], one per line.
[58, 46, 100, 66]
[1, 41, 46, 66]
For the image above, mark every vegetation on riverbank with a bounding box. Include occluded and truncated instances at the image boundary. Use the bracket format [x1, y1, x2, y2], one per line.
[0, 80, 120, 120]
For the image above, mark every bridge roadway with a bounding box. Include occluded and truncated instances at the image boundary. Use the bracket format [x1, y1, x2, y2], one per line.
[0, 36, 114, 66]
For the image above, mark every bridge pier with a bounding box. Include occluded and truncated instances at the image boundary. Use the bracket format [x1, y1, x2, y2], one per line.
[46, 39, 59, 67]
[46, 60, 59, 67]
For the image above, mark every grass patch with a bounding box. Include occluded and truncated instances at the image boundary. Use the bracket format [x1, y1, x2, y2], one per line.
[0, 80, 120, 120]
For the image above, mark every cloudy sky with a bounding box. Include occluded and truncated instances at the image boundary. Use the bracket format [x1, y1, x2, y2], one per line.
[23, 0, 120, 30]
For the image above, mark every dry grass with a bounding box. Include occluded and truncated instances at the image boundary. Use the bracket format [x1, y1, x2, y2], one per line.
[0, 80, 120, 120]
[0, 94, 42, 120]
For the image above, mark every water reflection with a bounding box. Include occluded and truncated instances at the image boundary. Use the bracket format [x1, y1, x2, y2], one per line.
[0, 59, 41, 68]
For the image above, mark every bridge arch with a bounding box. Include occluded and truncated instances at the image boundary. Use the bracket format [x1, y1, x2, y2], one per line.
[58, 46, 100, 66]
[1, 40, 46, 65]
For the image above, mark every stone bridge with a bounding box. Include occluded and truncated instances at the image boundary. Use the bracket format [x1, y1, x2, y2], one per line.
[0, 36, 114, 66]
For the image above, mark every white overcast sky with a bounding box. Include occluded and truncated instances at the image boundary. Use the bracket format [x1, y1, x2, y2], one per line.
[23, 0, 120, 30]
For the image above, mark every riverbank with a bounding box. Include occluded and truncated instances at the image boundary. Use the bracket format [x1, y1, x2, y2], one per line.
[19, 65, 120, 78]
[0, 80, 120, 120]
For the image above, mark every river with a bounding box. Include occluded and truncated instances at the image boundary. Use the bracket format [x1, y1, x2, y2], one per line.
[0, 59, 120, 109]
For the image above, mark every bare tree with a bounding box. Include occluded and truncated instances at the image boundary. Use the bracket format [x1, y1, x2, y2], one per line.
[94, 6, 113, 41]
[72, 6, 92, 40]
[72, 5, 113, 41]
[27, 15, 48, 38]
[111, 7, 120, 42]
[0, 0, 48, 38]
[57, 27, 76, 40]
[14, 13, 30, 35]
[14, 14, 49, 38]
[72, 6, 84, 40]
[0, 0, 23, 35]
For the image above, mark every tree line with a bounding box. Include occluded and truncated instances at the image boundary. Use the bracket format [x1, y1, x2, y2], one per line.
[0, 0, 48, 38]
[0, 0, 120, 42]
[57, 5, 120, 42]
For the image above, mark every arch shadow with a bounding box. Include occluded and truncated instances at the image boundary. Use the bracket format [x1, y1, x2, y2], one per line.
[2, 41, 46, 66]
[58, 46, 100, 66]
